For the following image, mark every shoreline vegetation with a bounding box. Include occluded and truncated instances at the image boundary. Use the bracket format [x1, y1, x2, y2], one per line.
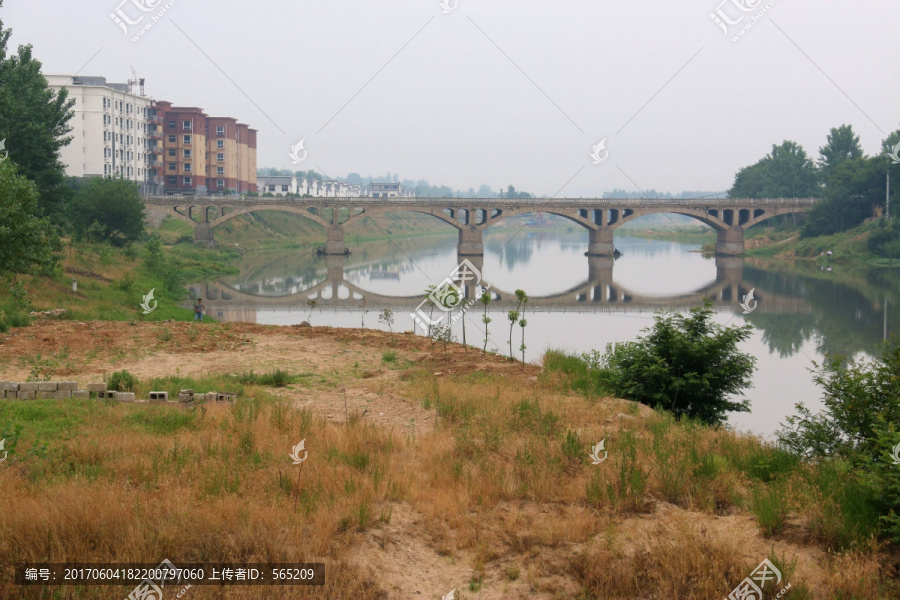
[0, 321, 897, 599]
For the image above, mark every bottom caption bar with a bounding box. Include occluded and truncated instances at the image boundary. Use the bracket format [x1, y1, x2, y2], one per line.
[16, 561, 325, 586]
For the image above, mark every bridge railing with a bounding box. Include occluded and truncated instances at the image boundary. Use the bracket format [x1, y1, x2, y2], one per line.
[143, 195, 820, 206]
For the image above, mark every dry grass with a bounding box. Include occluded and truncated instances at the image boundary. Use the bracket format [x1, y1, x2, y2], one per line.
[0, 324, 898, 599]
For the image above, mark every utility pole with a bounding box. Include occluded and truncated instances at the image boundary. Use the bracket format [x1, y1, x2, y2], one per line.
[887, 172, 891, 220]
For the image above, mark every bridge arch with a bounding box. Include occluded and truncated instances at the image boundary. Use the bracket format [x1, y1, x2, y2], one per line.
[341, 206, 463, 230]
[208, 205, 332, 229]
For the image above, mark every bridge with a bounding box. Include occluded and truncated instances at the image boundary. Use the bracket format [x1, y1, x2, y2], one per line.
[190, 255, 809, 322]
[144, 196, 818, 256]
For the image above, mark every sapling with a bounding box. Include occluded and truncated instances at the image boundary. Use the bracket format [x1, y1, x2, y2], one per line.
[516, 290, 529, 363]
[306, 299, 317, 324]
[480, 290, 492, 356]
[378, 309, 395, 344]
[507, 289, 527, 361]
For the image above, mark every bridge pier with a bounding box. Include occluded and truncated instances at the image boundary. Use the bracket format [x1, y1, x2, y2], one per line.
[458, 227, 484, 256]
[715, 255, 744, 285]
[325, 225, 346, 255]
[587, 255, 615, 301]
[716, 228, 745, 256]
[587, 228, 615, 256]
[194, 223, 218, 248]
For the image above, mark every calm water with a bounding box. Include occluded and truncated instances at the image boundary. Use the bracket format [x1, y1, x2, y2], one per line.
[190, 228, 900, 438]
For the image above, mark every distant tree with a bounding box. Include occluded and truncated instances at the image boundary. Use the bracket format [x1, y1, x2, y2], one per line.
[503, 185, 532, 199]
[0, 160, 59, 277]
[802, 157, 885, 237]
[70, 177, 145, 244]
[818, 124, 863, 180]
[0, 0, 75, 219]
[762, 141, 820, 198]
[596, 302, 756, 426]
[728, 161, 767, 198]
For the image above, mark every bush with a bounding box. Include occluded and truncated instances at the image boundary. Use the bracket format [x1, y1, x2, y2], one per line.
[108, 370, 138, 392]
[598, 302, 756, 426]
[69, 177, 144, 243]
[867, 219, 900, 258]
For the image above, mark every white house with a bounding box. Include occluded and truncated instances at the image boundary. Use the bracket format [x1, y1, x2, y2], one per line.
[257, 175, 297, 196]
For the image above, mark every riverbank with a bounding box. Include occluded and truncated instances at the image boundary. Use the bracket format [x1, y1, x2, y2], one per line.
[0, 320, 896, 599]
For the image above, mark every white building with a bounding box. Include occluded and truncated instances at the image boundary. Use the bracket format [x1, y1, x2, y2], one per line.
[44, 75, 161, 194]
[257, 175, 297, 196]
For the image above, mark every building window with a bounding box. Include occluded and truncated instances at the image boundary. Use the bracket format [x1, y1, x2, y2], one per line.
[217, 139, 224, 149]
[168, 135, 176, 143]
[216, 126, 225, 136]
[183, 149, 191, 159]
[168, 176, 177, 185]
[217, 153, 224, 162]
[184, 163, 192, 172]
[282, 185, 289, 192]
[168, 149, 176, 157]
[183, 120, 192, 131]
[268, 185, 275, 192]
[183, 135, 191, 144]
[183, 177, 192, 186]
[168, 121, 176, 129]
[217, 167, 224, 175]
[168, 163, 176, 171]
[217, 179, 225, 188]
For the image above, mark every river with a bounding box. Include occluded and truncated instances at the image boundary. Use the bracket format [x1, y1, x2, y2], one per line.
[190, 227, 900, 438]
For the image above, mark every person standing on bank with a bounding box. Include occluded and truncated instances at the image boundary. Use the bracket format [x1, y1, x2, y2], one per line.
[194, 298, 204, 322]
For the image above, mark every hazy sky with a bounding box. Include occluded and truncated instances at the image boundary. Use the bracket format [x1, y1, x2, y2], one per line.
[5, 0, 899, 196]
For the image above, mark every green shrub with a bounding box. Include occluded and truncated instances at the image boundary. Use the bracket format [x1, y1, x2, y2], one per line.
[597, 302, 756, 426]
[108, 370, 138, 392]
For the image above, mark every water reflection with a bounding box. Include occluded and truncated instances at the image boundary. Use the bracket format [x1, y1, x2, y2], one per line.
[189, 230, 898, 437]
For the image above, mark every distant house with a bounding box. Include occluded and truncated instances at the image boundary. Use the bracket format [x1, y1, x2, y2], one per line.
[371, 182, 402, 198]
[257, 175, 297, 196]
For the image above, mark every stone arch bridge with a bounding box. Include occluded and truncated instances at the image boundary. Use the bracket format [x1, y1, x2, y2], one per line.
[144, 196, 818, 256]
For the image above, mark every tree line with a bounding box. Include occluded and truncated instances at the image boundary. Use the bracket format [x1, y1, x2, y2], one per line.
[728, 125, 900, 246]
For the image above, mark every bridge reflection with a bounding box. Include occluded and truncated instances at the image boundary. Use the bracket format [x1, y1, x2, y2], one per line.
[191, 255, 809, 323]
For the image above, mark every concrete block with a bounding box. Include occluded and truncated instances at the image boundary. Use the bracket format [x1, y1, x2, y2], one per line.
[17, 391, 36, 400]
[36, 391, 55, 399]
[19, 382, 40, 392]
[97, 390, 116, 400]
[71, 390, 90, 399]
[0, 381, 19, 391]
[54, 390, 72, 399]
[205, 391, 217, 402]
[178, 392, 194, 403]
[117, 392, 136, 402]
[38, 382, 58, 392]
[179, 389, 194, 395]
[57, 382, 78, 391]
[86, 383, 107, 393]
[149, 391, 169, 401]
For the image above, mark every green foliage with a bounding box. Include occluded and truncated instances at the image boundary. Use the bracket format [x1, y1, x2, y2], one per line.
[238, 368, 296, 387]
[480, 290, 492, 356]
[70, 177, 145, 244]
[777, 340, 900, 460]
[867, 218, 900, 258]
[542, 349, 607, 398]
[729, 140, 820, 199]
[802, 156, 886, 238]
[0, 8, 75, 218]
[0, 160, 60, 276]
[599, 303, 756, 425]
[108, 369, 138, 392]
[818, 124, 863, 179]
[378, 309, 395, 343]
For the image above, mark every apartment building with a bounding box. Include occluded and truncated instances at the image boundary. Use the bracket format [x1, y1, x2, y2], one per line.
[44, 75, 162, 194]
[44, 75, 258, 196]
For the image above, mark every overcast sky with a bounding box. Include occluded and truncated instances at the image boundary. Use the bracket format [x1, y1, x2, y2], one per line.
[6, 0, 899, 196]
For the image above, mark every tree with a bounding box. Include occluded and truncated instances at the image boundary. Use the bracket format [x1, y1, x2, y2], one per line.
[818, 124, 863, 180]
[597, 302, 756, 426]
[802, 157, 885, 237]
[0, 0, 75, 218]
[0, 160, 59, 277]
[728, 161, 768, 198]
[70, 177, 145, 244]
[762, 141, 820, 198]
[728, 141, 820, 201]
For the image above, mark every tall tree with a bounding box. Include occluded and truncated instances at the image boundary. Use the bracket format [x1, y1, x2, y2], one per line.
[818, 124, 863, 180]
[802, 157, 884, 237]
[0, 160, 59, 277]
[728, 161, 768, 198]
[0, 0, 75, 218]
[762, 141, 820, 198]
[70, 177, 145, 244]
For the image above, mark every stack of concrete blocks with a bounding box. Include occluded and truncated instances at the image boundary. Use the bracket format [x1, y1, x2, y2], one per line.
[0, 381, 237, 405]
